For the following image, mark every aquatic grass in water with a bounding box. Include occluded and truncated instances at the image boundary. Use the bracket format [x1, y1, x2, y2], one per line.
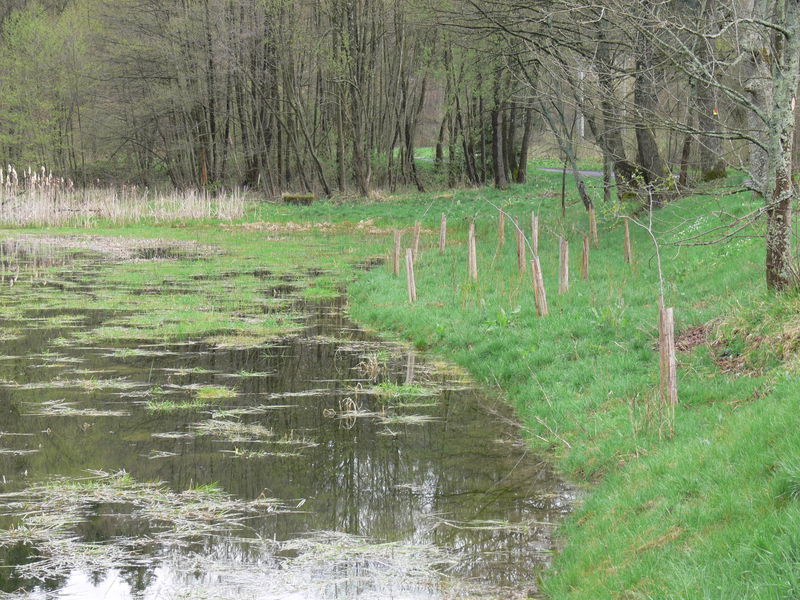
[196, 385, 237, 400]
[193, 419, 274, 441]
[24, 399, 130, 418]
[146, 397, 222, 412]
[369, 381, 437, 401]
[0, 471, 287, 581]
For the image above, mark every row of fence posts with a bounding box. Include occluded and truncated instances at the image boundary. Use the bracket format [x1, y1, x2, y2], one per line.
[390, 208, 677, 414]
[393, 210, 624, 310]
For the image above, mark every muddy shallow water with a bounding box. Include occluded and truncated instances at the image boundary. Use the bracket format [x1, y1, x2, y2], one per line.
[0, 243, 573, 599]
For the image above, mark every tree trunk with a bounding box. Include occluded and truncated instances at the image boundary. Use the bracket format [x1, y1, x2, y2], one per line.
[516, 107, 533, 184]
[764, 2, 800, 290]
[492, 76, 508, 189]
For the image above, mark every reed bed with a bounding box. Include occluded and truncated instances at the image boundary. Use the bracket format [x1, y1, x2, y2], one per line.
[0, 172, 247, 226]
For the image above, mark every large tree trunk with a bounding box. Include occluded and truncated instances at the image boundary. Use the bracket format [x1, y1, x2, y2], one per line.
[633, 62, 668, 185]
[764, 5, 800, 290]
[595, 24, 637, 198]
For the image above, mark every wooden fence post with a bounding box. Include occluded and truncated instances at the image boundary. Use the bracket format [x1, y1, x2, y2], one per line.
[581, 235, 589, 281]
[439, 213, 446, 254]
[624, 220, 633, 264]
[558, 238, 569, 294]
[589, 206, 599, 248]
[516, 217, 526, 274]
[406, 248, 417, 303]
[498, 211, 505, 247]
[412, 221, 421, 260]
[468, 221, 478, 282]
[393, 230, 401, 276]
[531, 212, 539, 255]
[531, 256, 549, 316]
[658, 301, 678, 434]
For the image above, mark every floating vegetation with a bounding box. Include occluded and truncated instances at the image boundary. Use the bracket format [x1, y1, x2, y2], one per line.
[146, 398, 221, 412]
[0, 471, 286, 581]
[265, 388, 340, 400]
[151, 431, 196, 440]
[209, 405, 297, 418]
[193, 419, 274, 442]
[368, 382, 437, 401]
[0, 238, 568, 598]
[353, 351, 389, 380]
[24, 399, 130, 418]
[161, 366, 217, 376]
[146, 450, 179, 459]
[0, 448, 38, 455]
[196, 385, 237, 400]
[11, 377, 146, 391]
[224, 447, 303, 459]
[104, 347, 178, 359]
[377, 414, 440, 426]
[271, 432, 318, 447]
[218, 370, 275, 379]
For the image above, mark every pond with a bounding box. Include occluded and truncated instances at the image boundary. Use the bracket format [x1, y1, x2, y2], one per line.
[0, 241, 573, 599]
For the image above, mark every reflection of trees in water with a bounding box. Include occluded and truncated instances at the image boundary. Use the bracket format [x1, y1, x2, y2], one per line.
[0, 292, 571, 595]
[0, 542, 65, 593]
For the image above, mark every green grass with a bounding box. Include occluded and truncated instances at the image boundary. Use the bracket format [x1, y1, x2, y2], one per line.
[145, 398, 220, 412]
[370, 382, 436, 401]
[341, 172, 800, 598]
[195, 385, 237, 400]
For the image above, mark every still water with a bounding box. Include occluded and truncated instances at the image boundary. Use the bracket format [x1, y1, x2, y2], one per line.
[0, 240, 572, 599]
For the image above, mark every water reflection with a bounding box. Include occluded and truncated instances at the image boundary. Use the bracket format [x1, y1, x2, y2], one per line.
[0, 244, 574, 599]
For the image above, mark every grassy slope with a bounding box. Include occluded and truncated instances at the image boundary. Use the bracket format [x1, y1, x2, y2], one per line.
[338, 173, 800, 598]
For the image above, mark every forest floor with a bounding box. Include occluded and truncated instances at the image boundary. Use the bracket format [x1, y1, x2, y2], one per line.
[2, 167, 799, 598]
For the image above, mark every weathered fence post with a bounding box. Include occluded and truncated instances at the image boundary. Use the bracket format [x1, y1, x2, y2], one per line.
[659, 302, 678, 426]
[589, 206, 599, 248]
[498, 211, 505, 247]
[516, 217, 526, 274]
[405, 248, 417, 303]
[531, 212, 539, 255]
[468, 221, 478, 282]
[439, 213, 446, 255]
[393, 230, 401, 276]
[531, 256, 549, 316]
[624, 220, 633, 264]
[581, 235, 589, 281]
[558, 238, 569, 294]
[412, 221, 421, 260]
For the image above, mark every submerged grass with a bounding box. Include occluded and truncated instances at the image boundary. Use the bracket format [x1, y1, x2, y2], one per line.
[0, 471, 286, 582]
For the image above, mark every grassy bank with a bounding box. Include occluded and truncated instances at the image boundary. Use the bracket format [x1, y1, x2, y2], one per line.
[342, 175, 800, 598]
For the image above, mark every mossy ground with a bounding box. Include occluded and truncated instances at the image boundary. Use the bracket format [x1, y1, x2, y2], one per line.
[2, 166, 797, 597]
